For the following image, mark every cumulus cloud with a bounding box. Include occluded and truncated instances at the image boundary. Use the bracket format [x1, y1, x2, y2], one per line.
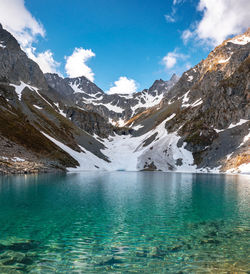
[0, 0, 61, 74]
[163, 53, 177, 69]
[107, 77, 138, 95]
[65, 48, 95, 81]
[183, 0, 250, 45]
[26, 48, 60, 74]
[162, 50, 187, 69]
[0, 0, 45, 48]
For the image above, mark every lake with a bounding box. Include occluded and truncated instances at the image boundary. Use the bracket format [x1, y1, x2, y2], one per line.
[0, 172, 249, 273]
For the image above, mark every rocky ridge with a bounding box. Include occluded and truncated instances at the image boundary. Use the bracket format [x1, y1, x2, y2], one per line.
[45, 73, 179, 125]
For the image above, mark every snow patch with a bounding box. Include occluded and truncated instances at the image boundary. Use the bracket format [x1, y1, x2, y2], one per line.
[238, 132, 250, 148]
[214, 128, 224, 133]
[108, 118, 126, 127]
[0, 156, 25, 162]
[226, 152, 234, 160]
[108, 118, 116, 126]
[228, 35, 250, 45]
[133, 124, 144, 130]
[165, 113, 176, 122]
[0, 41, 6, 48]
[70, 82, 85, 94]
[70, 82, 100, 100]
[218, 56, 231, 63]
[102, 134, 145, 171]
[10, 81, 38, 101]
[33, 105, 43, 110]
[137, 114, 196, 172]
[214, 119, 249, 133]
[131, 92, 164, 116]
[11, 82, 54, 108]
[116, 118, 126, 127]
[238, 163, 250, 174]
[182, 90, 190, 107]
[54, 103, 67, 117]
[191, 98, 203, 107]
[227, 163, 250, 174]
[228, 119, 249, 129]
[12, 157, 25, 162]
[102, 102, 124, 113]
[181, 91, 202, 108]
[198, 165, 222, 174]
[0, 156, 9, 160]
[42, 132, 107, 171]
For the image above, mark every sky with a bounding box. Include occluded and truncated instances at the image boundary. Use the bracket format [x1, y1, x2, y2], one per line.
[0, 0, 249, 94]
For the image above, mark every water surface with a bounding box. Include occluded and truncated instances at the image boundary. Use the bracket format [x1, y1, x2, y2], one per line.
[0, 172, 249, 273]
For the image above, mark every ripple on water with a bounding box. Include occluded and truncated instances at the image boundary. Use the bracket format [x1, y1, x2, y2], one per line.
[0, 172, 249, 272]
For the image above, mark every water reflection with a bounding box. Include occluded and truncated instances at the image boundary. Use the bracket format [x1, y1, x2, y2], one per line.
[0, 172, 249, 272]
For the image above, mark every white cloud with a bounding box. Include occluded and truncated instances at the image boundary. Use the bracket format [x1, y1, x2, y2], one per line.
[173, 0, 185, 5]
[0, 0, 61, 74]
[107, 77, 138, 95]
[162, 50, 187, 69]
[183, 0, 250, 45]
[181, 29, 193, 44]
[0, 0, 45, 48]
[165, 14, 176, 23]
[163, 53, 177, 69]
[165, 7, 176, 23]
[65, 48, 95, 81]
[26, 48, 60, 74]
[165, 1, 186, 23]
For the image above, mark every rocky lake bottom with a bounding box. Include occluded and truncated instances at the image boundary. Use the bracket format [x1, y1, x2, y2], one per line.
[0, 171, 249, 273]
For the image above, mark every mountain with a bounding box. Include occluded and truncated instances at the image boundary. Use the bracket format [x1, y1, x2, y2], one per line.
[0, 24, 109, 173]
[125, 29, 250, 173]
[0, 24, 249, 174]
[44, 72, 179, 126]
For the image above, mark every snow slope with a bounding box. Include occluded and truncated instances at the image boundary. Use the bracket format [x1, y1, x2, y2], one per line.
[42, 113, 198, 172]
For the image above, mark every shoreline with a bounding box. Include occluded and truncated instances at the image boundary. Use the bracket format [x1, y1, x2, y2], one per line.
[1, 168, 249, 176]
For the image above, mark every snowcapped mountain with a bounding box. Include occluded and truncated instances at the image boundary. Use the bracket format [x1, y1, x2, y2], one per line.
[125, 28, 250, 173]
[0, 24, 249, 174]
[45, 73, 179, 126]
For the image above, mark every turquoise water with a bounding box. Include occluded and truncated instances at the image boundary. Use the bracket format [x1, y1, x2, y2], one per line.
[0, 172, 249, 273]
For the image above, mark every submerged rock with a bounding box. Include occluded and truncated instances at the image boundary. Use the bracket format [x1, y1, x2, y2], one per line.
[96, 256, 123, 266]
[0, 240, 39, 253]
[150, 247, 168, 259]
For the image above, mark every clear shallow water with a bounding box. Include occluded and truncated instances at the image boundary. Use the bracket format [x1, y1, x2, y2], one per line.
[0, 172, 249, 273]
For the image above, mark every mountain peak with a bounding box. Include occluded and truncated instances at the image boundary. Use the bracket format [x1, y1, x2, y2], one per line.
[0, 25, 47, 88]
[226, 28, 250, 46]
[169, 73, 179, 82]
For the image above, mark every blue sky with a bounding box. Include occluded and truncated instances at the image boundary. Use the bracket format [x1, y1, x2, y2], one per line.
[0, 0, 249, 93]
